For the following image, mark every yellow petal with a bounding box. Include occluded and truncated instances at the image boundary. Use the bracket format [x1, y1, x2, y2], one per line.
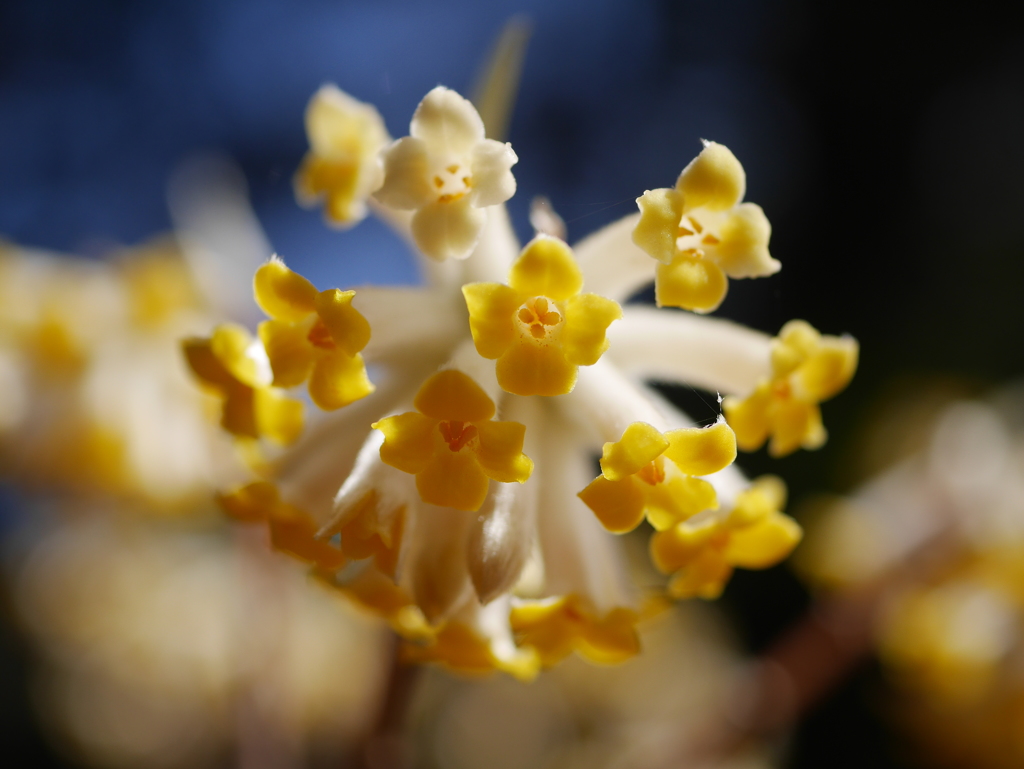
[578, 607, 641, 665]
[417, 451, 490, 511]
[632, 187, 685, 264]
[210, 323, 267, 388]
[182, 337, 234, 391]
[258, 319, 315, 388]
[295, 154, 364, 224]
[767, 398, 817, 457]
[561, 292, 622, 366]
[645, 474, 719, 530]
[254, 259, 318, 322]
[253, 387, 304, 445]
[507, 235, 583, 302]
[269, 504, 347, 571]
[663, 419, 737, 477]
[495, 341, 577, 397]
[475, 420, 533, 483]
[728, 475, 787, 528]
[667, 551, 733, 600]
[462, 282, 521, 359]
[375, 412, 438, 474]
[722, 385, 772, 452]
[649, 517, 720, 573]
[675, 141, 745, 211]
[792, 337, 859, 402]
[220, 384, 258, 438]
[713, 203, 779, 278]
[655, 253, 728, 314]
[578, 475, 646, 533]
[725, 512, 803, 569]
[599, 422, 669, 481]
[414, 369, 495, 422]
[411, 196, 486, 261]
[217, 481, 279, 523]
[315, 289, 371, 355]
[771, 320, 820, 375]
[309, 350, 375, 410]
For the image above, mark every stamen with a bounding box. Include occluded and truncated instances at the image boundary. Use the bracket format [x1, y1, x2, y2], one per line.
[635, 457, 666, 486]
[439, 420, 478, 451]
[433, 176, 444, 188]
[307, 319, 337, 350]
[677, 226, 695, 237]
[530, 323, 546, 339]
[446, 164, 460, 174]
[702, 234, 720, 245]
[438, 192, 465, 204]
[687, 216, 703, 234]
[518, 308, 534, 324]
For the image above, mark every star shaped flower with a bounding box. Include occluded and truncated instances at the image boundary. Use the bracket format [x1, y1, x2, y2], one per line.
[632, 141, 780, 313]
[373, 86, 518, 261]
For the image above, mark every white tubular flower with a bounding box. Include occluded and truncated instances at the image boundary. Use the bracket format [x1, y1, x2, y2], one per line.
[374, 87, 518, 261]
[195, 78, 856, 678]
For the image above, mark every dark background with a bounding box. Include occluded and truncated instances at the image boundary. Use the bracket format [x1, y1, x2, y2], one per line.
[2, 1, 1023, 766]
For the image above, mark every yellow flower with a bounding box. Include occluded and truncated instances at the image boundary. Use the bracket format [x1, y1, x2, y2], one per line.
[509, 595, 640, 667]
[578, 419, 737, 533]
[373, 368, 533, 512]
[462, 235, 622, 396]
[632, 141, 779, 313]
[649, 476, 802, 599]
[373, 86, 518, 260]
[254, 257, 375, 411]
[723, 319, 858, 457]
[294, 85, 390, 227]
[182, 323, 304, 446]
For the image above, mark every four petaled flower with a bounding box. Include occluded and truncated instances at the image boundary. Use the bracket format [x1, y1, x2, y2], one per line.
[723, 319, 859, 457]
[254, 257, 375, 411]
[578, 419, 737, 534]
[650, 476, 802, 599]
[463, 235, 622, 396]
[294, 85, 390, 227]
[374, 86, 518, 260]
[633, 141, 780, 313]
[373, 369, 533, 512]
[183, 324, 304, 445]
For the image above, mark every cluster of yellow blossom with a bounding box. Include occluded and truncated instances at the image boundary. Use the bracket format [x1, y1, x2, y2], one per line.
[798, 391, 1024, 768]
[185, 77, 858, 679]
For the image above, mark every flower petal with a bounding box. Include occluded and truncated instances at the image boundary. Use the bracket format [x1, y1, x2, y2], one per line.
[409, 86, 485, 156]
[768, 399, 818, 457]
[713, 202, 780, 278]
[675, 141, 746, 211]
[724, 512, 803, 569]
[475, 420, 533, 483]
[667, 550, 733, 600]
[599, 421, 669, 481]
[257, 319, 315, 388]
[253, 386, 304, 445]
[414, 369, 495, 422]
[561, 292, 622, 366]
[210, 323, 272, 388]
[507, 235, 583, 301]
[305, 84, 389, 161]
[374, 136, 434, 210]
[309, 350, 375, 410]
[792, 336, 859, 402]
[182, 337, 233, 391]
[315, 288, 371, 356]
[655, 253, 728, 314]
[462, 282, 521, 359]
[375, 412, 438, 474]
[645, 474, 719, 531]
[495, 341, 576, 397]
[217, 480, 279, 523]
[411, 196, 486, 261]
[578, 475, 646, 533]
[469, 139, 518, 207]
[663, 418, 737, 477]
[722, 385, 772, 452]
[417, 451, 490, 511]
[254, 259, 318, 322]
[633, 187, 684, 264]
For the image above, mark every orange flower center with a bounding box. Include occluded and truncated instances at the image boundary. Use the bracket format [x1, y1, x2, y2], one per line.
[635, 456, 666, 486]
[517, 297, 562, 339]
[439, 420, 478, 452]
[433, 163, 472, 203]
[772, 378, 792, 400]
[307, 318, 337, 350]
[676, 214, 721, 252]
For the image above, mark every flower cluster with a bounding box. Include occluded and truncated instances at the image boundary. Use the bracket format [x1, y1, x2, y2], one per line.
[192, 80, 858, 678]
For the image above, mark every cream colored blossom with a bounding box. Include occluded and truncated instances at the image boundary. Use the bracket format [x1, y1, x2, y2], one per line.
[374, 86, 518, 261]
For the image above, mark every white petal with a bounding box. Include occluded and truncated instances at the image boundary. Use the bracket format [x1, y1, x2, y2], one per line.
[403, 504, 475, 626]
[374, 136, 434, 210]
[573, 212, 654, 303]
[410, 86, 485, 157]
[469, 139, 518, 207]
[410, 197, 486, 261]
[459, 204, 520, 284]
[606, 306, 772, 396]
[466, 395, 540, 604]
[305, 84, 389, 160]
